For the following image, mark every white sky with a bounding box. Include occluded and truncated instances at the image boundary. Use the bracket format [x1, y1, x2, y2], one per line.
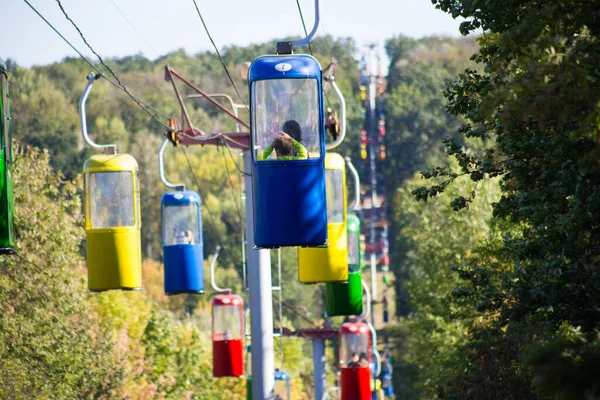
[1, 0, 464, 68]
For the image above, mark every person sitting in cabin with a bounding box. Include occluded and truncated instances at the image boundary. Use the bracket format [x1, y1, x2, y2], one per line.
[222, 329, 233, 340]
[347, 352, 360, 367]
[173, 226, 192, 245]
[358, 352, 369, 368]
[185, 229, 194, 244]
[282, 119, 302, 143]
[258, 119, 307, 160]
[258, 132, 307, 161]
[173, 229, 187, 245]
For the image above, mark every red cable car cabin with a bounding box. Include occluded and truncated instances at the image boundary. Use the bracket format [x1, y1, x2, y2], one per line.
[212, 294, 244, 377]
[339, 322, 371, 400]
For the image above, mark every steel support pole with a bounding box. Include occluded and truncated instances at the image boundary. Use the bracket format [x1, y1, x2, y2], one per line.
[313, 338, 326, 400]
[367, 50, 378, 303]
[367, 48, 379, 399]
[244, 152, 275, 400]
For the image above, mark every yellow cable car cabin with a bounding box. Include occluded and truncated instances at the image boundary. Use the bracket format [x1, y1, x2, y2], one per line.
[84, 154, 142, 291]
[298, 152, 348, 283]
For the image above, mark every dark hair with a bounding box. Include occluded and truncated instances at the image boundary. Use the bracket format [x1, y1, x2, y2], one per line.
[272, 132, 293, 157]
[282, 120, 302, 142]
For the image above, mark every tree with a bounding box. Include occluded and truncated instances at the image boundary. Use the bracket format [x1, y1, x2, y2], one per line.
[0, 146, 124, 399]
[381, 36, 479, 318]
[391, 169, 507, 398]
[411, 0, 600, 397]
[383, 35, 477, 201]
[5, 38, 366, 397]
[9, 67, 85, 179]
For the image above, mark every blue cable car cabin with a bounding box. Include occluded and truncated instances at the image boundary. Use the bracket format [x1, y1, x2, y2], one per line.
[248, 55, 327, 248]
[161, 191, 204, 294]
[274, 369, 291, 400]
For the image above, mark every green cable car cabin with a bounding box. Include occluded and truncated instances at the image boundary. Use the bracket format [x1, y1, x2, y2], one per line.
[325, 213, 363, 316]
[0, 59, 15, 254]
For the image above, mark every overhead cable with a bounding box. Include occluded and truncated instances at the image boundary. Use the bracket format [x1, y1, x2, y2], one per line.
[108, 0, 159, 57]
[222, 137, 251, 176]
[295, 0, 314, 55]
[22, 0, 101, 74]
[43, 0, 171, 129]
[219, 146, 243, 226]
[190, 0, 248, 109]
[219, 144, 244, 267]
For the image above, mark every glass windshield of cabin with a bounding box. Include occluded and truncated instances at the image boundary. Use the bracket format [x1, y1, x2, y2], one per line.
[252, 78, 320, 160]
[163, 203, 200, 246]
[213, 305, 242, 340]
[341, 333, 369, 367]
[88, 171, 135, 228]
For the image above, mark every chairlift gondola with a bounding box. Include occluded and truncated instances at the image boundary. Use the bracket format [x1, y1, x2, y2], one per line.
[381, 358, 394, 397]
[212, 293, 245, 377]
[325, 157, 363, 314]
[246, 2, 346, 250]
[326, 213, 363, 315]
[274, 369, 291, 400]
[80, 73, 142, 291]
[209, 248, 244, 377]
[158, 137, 204, 295]
[248, 54, 328, 248]
[0, 59, 15, 254]
[298, 152, 349, 283]
[339, 322, 372, 400]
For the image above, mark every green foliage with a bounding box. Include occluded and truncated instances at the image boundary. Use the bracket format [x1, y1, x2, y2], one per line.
[9, 67, 86, 179]
[525, 323, 600, 399]
[380, 36, 481, 324]
[383, 35, 478, 194]
[0, 146, 124, 399]
[4, 35, 365, 398]
[391, 169, 506, 398]
[407, 0, 600, 397]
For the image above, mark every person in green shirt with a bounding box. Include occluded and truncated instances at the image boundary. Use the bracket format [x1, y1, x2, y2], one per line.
[258, 131, 307, 160]
[258, 119, 308, 160]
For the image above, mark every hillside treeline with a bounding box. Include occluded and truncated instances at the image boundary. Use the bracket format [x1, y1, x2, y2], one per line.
[383, 1, 600, 399]
[2, 36, 364, 399]
[4, 4, 597, 396]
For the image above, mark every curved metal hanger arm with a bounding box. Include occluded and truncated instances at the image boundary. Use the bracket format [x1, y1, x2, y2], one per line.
[357, 279, 371, 320]
[325, 76, 347, 150]
[210, 246, 231, 293]
[291, 0, 321, 48]
[277, 0, 321, 52]
[79, 73, 117, 155]
[345, 157, 360, 211]
[158, 138, 185, 191]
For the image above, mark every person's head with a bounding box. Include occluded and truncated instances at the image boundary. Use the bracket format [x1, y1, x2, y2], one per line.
[282, 120, 302, 142]
[351, 352, 359, 362]
[358, 352, 369, 366]
[272, 132, 293, 158]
